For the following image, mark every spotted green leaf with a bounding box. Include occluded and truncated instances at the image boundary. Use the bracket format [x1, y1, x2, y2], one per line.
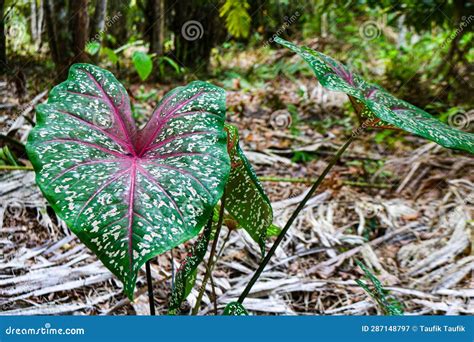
[223, 301, 248, 315]
[168, 219, 212, 314]
[224, 124, 273, 254]
[26, 64, 230, 299]
[275, 37, 474, 154]
[355, 260, 403, 316]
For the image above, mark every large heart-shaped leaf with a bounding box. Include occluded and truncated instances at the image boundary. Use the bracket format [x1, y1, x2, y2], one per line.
[26, 64, 230, 299]
[275, 37, 474, 154]
[224, 124, 273, 254]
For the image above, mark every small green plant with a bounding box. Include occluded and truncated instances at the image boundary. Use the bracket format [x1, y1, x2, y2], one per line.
[355, 260, 403, 316]
[0, 145, 19, 166]
[85, 41, 182, 81]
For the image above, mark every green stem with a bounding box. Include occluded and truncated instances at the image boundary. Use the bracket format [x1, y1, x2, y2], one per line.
[192, 190, 227, 315]
[237, 135, 356, 304]
[145, 260, 156, 315]
[208, 268, 218, 315]
[0, 165, 33, 171]
[258, 176, 390, 189]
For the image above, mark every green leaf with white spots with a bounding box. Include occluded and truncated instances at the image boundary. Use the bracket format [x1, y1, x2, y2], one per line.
[355, 260, 404, 316]
[168, 219, 212, 314]
[223, 301, 248, 315]
[275, 37, 474, 154]
[26, 63, 230, 299]
[224, 124, 273, 254]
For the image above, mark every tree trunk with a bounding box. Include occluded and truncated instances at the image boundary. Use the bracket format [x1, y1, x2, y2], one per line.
[107, 0, 130, 48]
[0, 0, 6, 73]
[90, 0, 107, 42]
[158, 0, 165, 53]
[36, 0, 44, 49]
[146, 0, 165, 55]
[69, 0, 89, 64]
[30, 0, 38, 42]
[30, 0, 44, 49]
[170, 0, 225, 71]
[43, 0, 63, 73]
[44, 0, 89, 79]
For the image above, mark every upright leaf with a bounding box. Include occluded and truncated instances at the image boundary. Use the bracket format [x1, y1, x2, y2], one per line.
[275, 37, 474, 154]
[168, 219, 212, 315]
[224, 124, 273, 254]
[132, 51, 153, 81]
[27, 64, 230, 299]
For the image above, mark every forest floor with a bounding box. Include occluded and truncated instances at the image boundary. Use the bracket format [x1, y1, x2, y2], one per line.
[1, 48, 473, 315]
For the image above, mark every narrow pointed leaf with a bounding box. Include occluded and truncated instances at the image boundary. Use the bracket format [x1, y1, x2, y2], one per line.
[224, 124, 273, 254]
[223, 301, 248, 315]
[275, 37, 474, 154]
[27, 64, 230, 299]
[168, 219, 212, 314]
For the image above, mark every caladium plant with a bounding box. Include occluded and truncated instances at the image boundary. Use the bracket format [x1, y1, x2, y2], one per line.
[274, 37, 474, 154]
[26, 64, 232, 299]
[27, 63, 274, 302]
